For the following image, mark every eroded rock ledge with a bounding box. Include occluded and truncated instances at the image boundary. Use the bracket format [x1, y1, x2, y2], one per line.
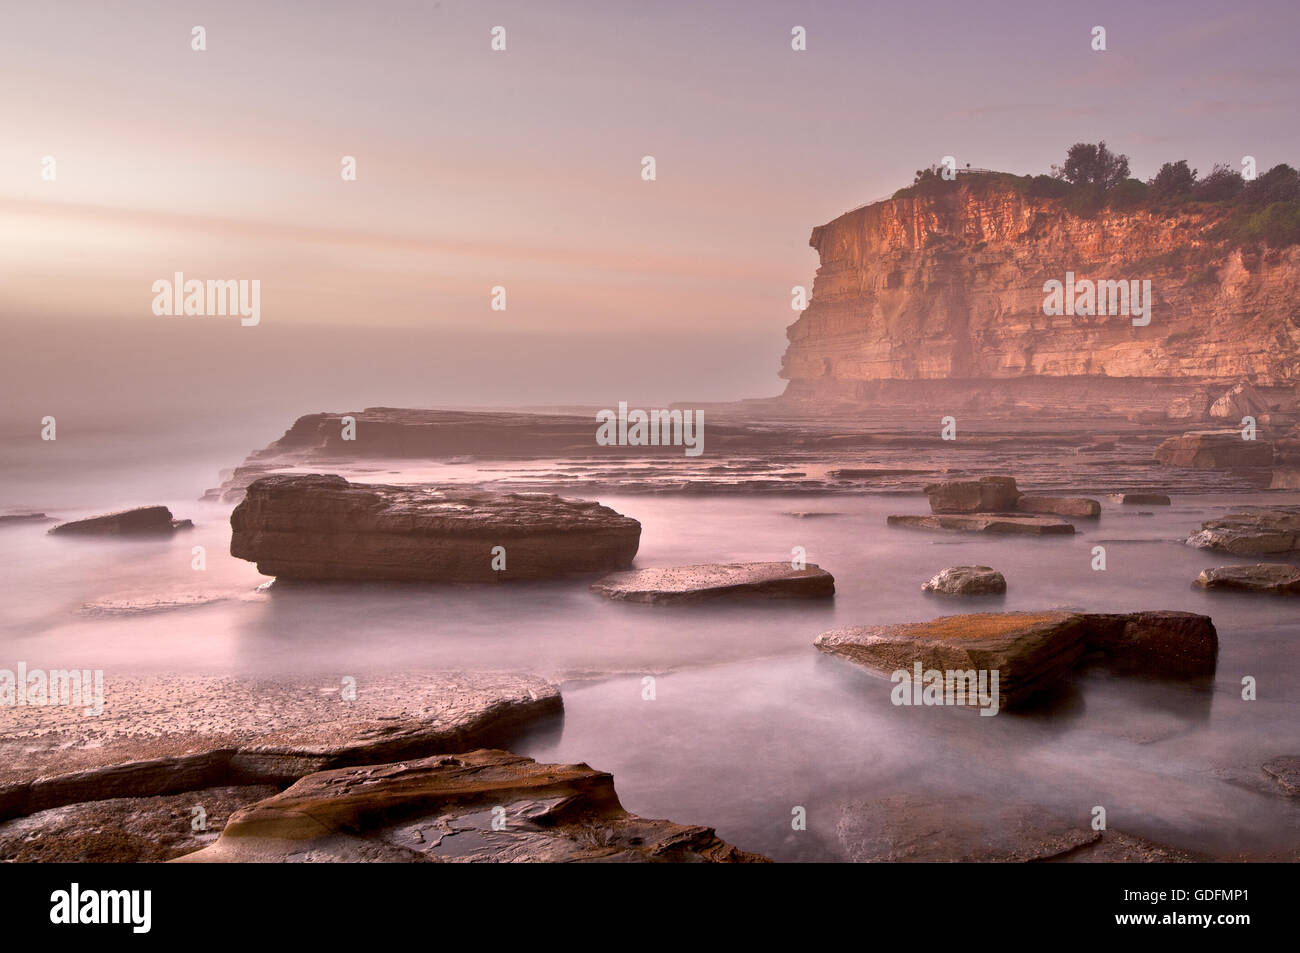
[175, 749, 767, 863]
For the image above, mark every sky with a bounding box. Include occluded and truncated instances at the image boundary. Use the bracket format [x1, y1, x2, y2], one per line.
[2, 0, 1298, 411]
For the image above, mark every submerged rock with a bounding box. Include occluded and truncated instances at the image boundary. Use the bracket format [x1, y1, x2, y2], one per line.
[888, 513, 1074, 535]
[1262, 757, 1300, 797]
[1016, 495, 1101, 517]
[921, 566, 1006, 595]
[591, 562, 834, 604]
[1195, 564, 1300, 594]
[1109, 492, 1172, 505]
[174, 749, 768, 863]
[1185, 507, 1300, 554]
[1154, 431, 1273, 468]
[837, 793, 1203, 862]
[0, 512, 53, 526]
[923, 476, 1021, 513]
[49, 506, 189, 536]
[229, 474, 640, 581]
[814, 610, 1217, 708]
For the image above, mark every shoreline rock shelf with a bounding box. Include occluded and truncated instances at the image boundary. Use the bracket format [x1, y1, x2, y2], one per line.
[1154, 431, 1274, 468]
[1185, 507, 1300, 555]
[229, 474, 641, 582]
[591, 562, 835, 604]
[174, 749, 768, 863]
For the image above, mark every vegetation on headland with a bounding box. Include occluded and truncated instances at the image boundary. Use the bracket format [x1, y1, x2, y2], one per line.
[891, 142, 1300, 248]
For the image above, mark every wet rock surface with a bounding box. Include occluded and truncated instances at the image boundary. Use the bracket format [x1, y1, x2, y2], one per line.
[921, 566, 1007, 595]
[0, 673, 561, 819]
[229, 474, 641, 581]
[888, 513, 1075, 535]
[0, 785, 278, 862]
[1262, 757, 1300, 797]
[1185, 507, 1300, 554]
[49, 506, 189, 536]
[175, 749, 768, 863]
[815, 610, 1217, 708]
[1195, 563, 1300, 593]
[1155, 431, 1274, 468]
[591, 562, 835, 604]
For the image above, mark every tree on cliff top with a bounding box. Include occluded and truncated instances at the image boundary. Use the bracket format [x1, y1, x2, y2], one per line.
[1052, 141, 1130, 190]
[1148, 160, 1198, 201]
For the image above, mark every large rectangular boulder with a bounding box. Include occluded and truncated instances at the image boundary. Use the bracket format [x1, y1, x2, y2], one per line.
[229, 474, 640, 581]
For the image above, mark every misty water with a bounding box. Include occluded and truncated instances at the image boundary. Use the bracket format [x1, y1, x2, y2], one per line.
[2, 437, 1298, 861]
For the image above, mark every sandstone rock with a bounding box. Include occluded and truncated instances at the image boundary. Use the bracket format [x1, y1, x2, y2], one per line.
[921, 566, 1006, 595]
[229, 474, 640, 581]
[1270, 468, 1300, 489]
[1167, 392, 1212, 421]
[778, 178, 1300, 413]
[0, 512, 52, 526]
[827, 467, 930, 479]
[49, 506, 189, 536]
[1185, 507, 1300, 554]
[1262, 757, 1300, 797]
[1016, 495, 1101, 517]
[815, 610, 1218, 706]
[924, 476, 1020, 513]
[1195, 564, 1300, 594]
[0, 672, 561, 820]
[1109, 492, 1171, 505]
[815, 612, 1090, 708]
[1154, 431, 1274, 468]
[888, 513, 1074, 535]
[1081, 611, 1218, 677]
[591, 562, 834, 604]
[0, 785, 278, 862]
[174, 750, 767, 863]
[1210, 382, 1269, 420]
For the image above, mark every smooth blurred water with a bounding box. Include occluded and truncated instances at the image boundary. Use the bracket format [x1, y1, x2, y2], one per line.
[2, 440, 1298, 860]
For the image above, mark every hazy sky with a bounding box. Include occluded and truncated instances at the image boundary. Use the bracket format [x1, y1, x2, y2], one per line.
[2, 0, 1298, 405]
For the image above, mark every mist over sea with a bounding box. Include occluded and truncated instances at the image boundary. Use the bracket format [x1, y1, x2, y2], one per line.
[2, 380, 1298, 859]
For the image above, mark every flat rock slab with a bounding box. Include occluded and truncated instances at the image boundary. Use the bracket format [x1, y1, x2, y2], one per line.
[49, 506, 189, 535]
[1262, 757, 1300, 797]
[924, 476, 1020, 513]
[922, 566, 1007, 595]
[817, 612, 1089, 708]
[888, 513, 1074, 535]
[1195, 563, 1300, 593]
[1109, 492, 1171, 505]
[591, 562, 834, 603]
[175, 749, 768, 863]
[0, 672, 560, 821]
[1185, 507, 1300, 554]
[1016, 495, 1100, 517]
[0, 785, 278, 862]
[0, 512, 53, 526]
[1154, 431, 1274, 468]
[230, 473, 640, 581]
[815, 610, 1217, 708]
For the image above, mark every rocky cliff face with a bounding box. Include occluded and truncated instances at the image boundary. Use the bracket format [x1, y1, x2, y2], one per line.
[781, 180, 1300, 420]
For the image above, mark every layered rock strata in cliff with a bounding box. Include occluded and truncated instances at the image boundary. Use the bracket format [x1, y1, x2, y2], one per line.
[782, 179, 1300, 420]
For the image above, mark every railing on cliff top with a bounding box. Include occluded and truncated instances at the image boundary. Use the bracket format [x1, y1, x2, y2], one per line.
[843, 168, 1004, 215]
